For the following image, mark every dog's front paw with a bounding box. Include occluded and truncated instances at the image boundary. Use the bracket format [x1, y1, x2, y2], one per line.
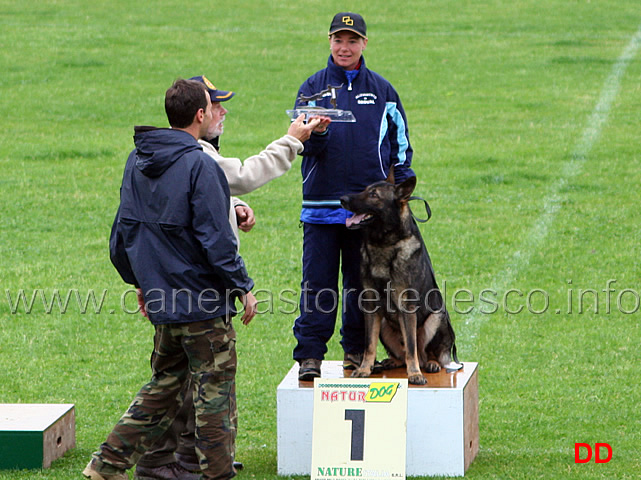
[424, 360, 441, 373]
[351, 367, 372, 378]
[381, 358, 404, 370]
[408, 373, 427, 385]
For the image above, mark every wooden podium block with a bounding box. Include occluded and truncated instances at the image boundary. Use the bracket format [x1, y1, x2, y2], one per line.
[277, 362, 478, 477]
[0, 404, 75, 469]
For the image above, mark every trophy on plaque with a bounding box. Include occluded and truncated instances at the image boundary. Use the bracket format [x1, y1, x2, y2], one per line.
[286, 84, 356, 123]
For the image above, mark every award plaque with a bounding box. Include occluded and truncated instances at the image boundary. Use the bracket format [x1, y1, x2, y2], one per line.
[287, 84, 356, 123]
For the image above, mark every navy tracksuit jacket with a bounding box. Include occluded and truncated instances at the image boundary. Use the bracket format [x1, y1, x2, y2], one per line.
[110, 127, 253, 325]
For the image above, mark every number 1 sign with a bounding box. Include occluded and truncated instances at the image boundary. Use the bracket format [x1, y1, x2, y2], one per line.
[311, 378, 408, 480]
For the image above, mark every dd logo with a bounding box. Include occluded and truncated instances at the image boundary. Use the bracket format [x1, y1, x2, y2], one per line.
[574, 443, 612, 464]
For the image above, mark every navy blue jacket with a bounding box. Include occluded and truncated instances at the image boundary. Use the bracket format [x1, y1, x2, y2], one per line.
[110, 126, 254, 325]
[296, 55, 414, 224]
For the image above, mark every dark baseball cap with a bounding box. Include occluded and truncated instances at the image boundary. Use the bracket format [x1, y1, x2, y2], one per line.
[329, 12, 367, 39]
[189, 75, 235, 102]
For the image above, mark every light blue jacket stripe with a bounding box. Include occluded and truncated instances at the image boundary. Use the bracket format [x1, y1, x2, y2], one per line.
[380, 102, 409, 165]
[302, 200, 343, 207]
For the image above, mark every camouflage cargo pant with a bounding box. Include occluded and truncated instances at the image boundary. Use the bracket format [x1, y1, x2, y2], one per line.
[136, 377, 199, 468]
[91, 316, 237, 480]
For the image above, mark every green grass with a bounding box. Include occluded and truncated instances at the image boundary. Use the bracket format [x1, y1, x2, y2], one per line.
[1, 0, 641, 478]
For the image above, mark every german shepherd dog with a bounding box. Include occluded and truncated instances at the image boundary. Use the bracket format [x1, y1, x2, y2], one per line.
[340, 174, 459, 385]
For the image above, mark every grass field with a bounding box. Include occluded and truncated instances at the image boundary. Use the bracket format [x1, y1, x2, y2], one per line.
[1, 1, 640, 478]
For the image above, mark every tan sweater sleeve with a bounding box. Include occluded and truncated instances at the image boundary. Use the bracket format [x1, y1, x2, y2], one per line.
[211, 135, 303, 196]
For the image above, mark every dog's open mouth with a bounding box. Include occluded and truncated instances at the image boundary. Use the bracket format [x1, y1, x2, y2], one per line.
[346, 213, 373, 229]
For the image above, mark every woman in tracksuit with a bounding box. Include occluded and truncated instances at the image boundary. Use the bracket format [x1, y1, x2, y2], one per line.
[293, 12, 415, 380]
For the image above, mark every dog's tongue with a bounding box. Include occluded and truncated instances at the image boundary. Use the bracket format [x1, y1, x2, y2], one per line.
[346, 213, 367, 228]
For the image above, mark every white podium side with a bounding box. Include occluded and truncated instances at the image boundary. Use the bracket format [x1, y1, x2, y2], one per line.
[277, 361, 478, 477]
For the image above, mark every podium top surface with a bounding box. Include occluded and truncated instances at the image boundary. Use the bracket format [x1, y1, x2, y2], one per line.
[278, 361, 477, 391]
[0, 404, 75, 431]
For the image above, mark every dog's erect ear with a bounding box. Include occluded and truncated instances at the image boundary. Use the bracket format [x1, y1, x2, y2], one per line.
[385, 167, 395, 184]
[396, 175, 417, 202]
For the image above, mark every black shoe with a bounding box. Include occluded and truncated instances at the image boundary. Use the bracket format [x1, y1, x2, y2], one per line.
[298, 358, 322, 381]
[343, 353, 384, 374]
[175, 454, 242, 475]
[342, 352, 362, 370]
[134, 462, 200, 480]
[175, 453, 199, 473]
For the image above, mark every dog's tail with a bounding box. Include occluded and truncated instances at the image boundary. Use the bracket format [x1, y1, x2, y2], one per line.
[447, 311, 460, 364]
[451, 341, 460, 364]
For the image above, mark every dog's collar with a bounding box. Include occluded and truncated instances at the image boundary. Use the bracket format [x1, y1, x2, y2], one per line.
[409, 196, 432, 223]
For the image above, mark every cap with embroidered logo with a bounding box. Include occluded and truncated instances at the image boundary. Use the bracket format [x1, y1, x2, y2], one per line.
[189, 75, 235, 102]
[329, 12, 367, 39]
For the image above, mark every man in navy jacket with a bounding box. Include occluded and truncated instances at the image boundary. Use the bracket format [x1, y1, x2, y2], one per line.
[293, 12, 415, 380]
[84, 79, 255, 480]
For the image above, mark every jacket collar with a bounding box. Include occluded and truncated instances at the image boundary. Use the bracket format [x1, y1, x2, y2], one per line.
[326, 54, 367, 84]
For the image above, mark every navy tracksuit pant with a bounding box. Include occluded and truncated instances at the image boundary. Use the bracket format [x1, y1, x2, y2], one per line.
[293, 223, 366, 362]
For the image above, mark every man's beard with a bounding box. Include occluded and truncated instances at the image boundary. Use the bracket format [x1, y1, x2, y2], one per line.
[208, 124, 224, 138]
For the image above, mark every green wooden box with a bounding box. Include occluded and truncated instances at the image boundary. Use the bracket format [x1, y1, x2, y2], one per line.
[0, 404, 75, 469]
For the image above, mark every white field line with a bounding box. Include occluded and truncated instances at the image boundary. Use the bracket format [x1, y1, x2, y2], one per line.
[458, 24, 641, 349]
